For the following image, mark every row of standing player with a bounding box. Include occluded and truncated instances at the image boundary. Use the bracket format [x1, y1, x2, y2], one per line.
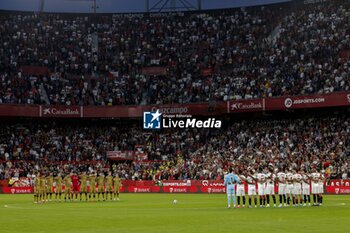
[225, 167, 325, 208]
[33, 171, 122, 204]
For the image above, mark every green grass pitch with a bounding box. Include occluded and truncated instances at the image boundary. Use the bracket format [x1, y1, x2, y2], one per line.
[0, 194, 349, 233]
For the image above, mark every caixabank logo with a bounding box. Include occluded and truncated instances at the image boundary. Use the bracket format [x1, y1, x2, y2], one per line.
[143, 109, 221, 129]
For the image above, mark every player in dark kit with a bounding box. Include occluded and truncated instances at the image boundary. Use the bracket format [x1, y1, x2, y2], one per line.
[34, 173, 41, 204]
[97, 172, 105, 201]
[113, 173, 122, 201]
[64, 173, 72, 201]
[39, 174, 47, 203]
[46, 173, 54, 202]
[89, 172, 97, 201]
[79, 171, 88, 201]
[105, 171, 114, 201]
[55, 173, 63, 202]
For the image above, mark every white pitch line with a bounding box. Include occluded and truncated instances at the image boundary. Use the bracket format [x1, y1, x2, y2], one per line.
[3, 204, 49, 210]
[4, 204, 23, 209]
[311, 203, 346, 207]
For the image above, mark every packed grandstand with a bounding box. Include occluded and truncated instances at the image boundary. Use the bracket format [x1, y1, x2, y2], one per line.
[0, 0, 349, 198]
[1, 112, 349, 182]
[0, 0, 349, 106]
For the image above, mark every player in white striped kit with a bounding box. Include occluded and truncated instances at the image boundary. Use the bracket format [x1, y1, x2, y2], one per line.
[301, 170, 311, 206]
[256, 170, 266, 208]
[236, 171, 246, 208]
[285, 169, 294, 206]
[311, 168, 321, 206]
[292, 170, 303, 207]
[246, 170, 258, 208]
[277, 170, 287, 207]
[264, 167, 276, 208]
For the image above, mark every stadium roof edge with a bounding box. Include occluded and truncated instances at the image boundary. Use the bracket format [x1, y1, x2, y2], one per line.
[0, 0, 292, 15]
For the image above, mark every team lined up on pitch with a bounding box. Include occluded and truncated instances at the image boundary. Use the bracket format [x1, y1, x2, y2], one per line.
[33, 171, 122, 203]
[225, 167, 325, 208]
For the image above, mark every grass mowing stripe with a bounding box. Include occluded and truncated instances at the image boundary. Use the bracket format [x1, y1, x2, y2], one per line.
[0, 194, 348, 233]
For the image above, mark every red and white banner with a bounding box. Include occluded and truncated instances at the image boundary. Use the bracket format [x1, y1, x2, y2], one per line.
[11, 177, 31, 187]
[107, 151, 135, 160]
[135, 153, 148, 161]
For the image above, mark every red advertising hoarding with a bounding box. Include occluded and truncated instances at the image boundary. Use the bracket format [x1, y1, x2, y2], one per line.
[228, 99, 264, 113]
[84, 102, 227, 118]
[162, 187, 190, 193]
[192, 180, 225, 187]
[200, 187, 226, 193]
[0, 104, 38, 117]
[40, 106, 82, 118]
[325, 186, 350, 194]
[2, 180, 350, 194]
[161, 180, 192, 187]
[0, 92, 349, 118]
[3, 187, 33, 194]
[265, 92, 350, 111]
[327, 179, 350, 187]
[325, 179, 350, 194]
[127, 186, 161, 193]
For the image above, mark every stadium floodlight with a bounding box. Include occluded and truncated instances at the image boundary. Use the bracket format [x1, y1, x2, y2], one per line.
[38, 0, 45, 12]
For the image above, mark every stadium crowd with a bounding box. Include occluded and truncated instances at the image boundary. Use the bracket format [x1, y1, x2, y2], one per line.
[0, 114, 349, 181]
[0, 0, 349, 106]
